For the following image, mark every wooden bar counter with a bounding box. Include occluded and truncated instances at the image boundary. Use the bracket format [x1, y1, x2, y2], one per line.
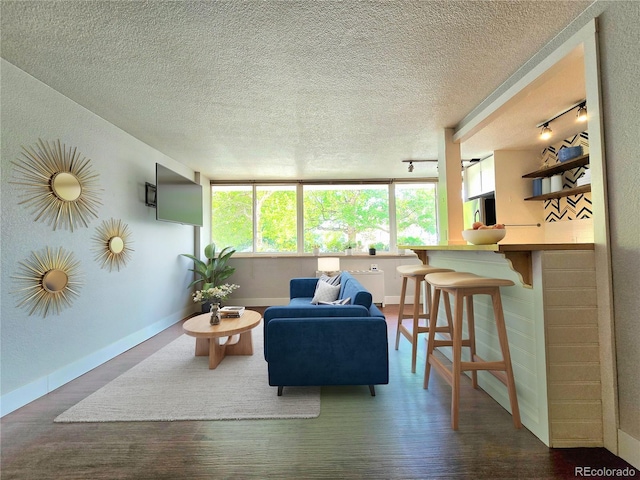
[399, 242, 602, 448]
[404, 243, 595, 288]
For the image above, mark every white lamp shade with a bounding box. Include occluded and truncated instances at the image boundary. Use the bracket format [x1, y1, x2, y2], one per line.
[317, 257, 340, 273]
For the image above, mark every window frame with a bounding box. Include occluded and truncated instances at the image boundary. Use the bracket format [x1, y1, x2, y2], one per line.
[210, 179, 439, 255]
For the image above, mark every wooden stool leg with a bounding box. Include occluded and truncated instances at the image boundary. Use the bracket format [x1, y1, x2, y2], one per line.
[395, 276, 408, 350]
[465, 295, 478, 389]
[410, 276, 422, 373]
[423, 287, 441, 389]
[492, 290, 522, 429]
[451, 291, 464, 430]
[425, 278, 432, 317]
[442, 291, 453, 336]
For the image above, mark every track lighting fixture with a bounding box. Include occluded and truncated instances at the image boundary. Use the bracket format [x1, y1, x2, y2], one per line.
[401, 159, 437, 173]
[536, 100, 587, 141]
[540, 123, 552, 140]
[576, 102, 588, 122]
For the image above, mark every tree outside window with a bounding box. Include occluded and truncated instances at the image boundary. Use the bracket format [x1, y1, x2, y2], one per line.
[211, 185, 297, 253]
[395, 183, 438, 246]
[303, 184, 389, 252]
[211, 185, 252, 252]
[211, 181, 437, 253]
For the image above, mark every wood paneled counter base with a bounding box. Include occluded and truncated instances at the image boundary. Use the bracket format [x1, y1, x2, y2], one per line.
[183, 310, 262, 369]
[396, 244, 604, 448]
[402, 243, 595, 288]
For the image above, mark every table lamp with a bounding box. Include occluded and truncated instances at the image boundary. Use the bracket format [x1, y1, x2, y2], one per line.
[317, 257, 340, 276]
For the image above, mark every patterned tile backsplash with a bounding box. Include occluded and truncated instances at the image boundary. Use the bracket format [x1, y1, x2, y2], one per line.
[541, 131, 591, 222]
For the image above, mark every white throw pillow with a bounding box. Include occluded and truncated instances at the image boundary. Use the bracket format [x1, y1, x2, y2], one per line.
[319, 273, 341, 286]
[311, 280, 341, 305]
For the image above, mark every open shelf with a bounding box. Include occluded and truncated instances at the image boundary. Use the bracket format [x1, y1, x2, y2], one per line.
[524, 184, 591, 201]
[522, 154, 589, 178]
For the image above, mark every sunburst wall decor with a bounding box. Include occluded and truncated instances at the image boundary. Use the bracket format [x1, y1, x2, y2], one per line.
[13, 247, 83, 317]
[11, 139, 102, 231]
[93, 218, 134, 271]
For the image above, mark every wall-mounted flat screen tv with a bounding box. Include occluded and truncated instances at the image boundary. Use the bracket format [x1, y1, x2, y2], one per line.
[156, 163, 203, 227]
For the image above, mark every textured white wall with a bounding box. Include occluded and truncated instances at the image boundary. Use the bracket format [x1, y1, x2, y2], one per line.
[0, 60, 199, 413]
[597, 0, 640, 444]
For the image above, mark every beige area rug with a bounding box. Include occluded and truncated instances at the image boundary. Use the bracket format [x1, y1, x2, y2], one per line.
[54, 325, 320, 422]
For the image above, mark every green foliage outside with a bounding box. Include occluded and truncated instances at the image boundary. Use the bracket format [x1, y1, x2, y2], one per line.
[256, 187, 297, 252]
[211, 188, 252, 252]
[395, 184, 438, 246]
[210, 183, 438, 253]
[303, 186, 389, 252]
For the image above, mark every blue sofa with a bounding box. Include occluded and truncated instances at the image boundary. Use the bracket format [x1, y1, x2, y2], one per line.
[263, 271, 384, 322]
[263, 272, 389, 396]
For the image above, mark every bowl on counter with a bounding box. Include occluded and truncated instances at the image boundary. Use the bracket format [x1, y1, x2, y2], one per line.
[462, 228, 506, 245]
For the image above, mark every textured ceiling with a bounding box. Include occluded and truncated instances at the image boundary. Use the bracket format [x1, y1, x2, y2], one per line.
[0, 1, 592, 180]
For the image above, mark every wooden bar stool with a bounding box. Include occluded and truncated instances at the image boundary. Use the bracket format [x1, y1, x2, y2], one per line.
[423, 271, 521, 430]
[395, 264, 454, 373]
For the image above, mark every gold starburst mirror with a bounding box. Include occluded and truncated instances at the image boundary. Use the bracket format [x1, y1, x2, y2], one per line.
[13, 247, 83, 317]
[93, 218, 134, 271]
[11, 139, 102, 231]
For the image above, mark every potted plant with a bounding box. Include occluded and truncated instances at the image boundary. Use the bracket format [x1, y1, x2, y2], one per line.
[312, 244, 320, 256]
[368, 244, 377, 255]
[344, 243, 353, 256]
[182, 243, 237, 311]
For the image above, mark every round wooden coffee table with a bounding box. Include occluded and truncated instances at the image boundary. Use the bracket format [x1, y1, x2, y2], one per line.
[183, 309, 262, 369]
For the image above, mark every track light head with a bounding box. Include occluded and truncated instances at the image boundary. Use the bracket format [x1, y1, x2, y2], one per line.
[401, 159, 437, 172]
[537, 100, 587, 141]
[540, 123, 552, 140]
[576, 103, 588, 122]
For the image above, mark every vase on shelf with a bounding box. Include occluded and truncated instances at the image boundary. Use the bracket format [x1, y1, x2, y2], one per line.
[209, 302, 221, 325]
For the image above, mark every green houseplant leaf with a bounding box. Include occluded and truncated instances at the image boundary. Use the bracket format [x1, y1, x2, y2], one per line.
[181, 243, 236, 289]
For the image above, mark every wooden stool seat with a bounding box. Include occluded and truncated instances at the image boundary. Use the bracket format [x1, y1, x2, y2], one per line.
[425, 272, 515, 288]
[423, 271, 522, 430]
[396, 264, 444, 276]
[395, 265, 454, 373]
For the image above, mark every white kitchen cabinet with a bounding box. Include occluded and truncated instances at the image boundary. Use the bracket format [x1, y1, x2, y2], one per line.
[464, 161, 482, 200]
[480, 155, 495, 193]
[463, 155, 494, 200]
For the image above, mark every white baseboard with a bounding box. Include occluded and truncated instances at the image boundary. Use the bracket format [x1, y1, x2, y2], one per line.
[618, 429, 640, 470]
[1, 310, 187, 417]
[385, 295, 416, 305]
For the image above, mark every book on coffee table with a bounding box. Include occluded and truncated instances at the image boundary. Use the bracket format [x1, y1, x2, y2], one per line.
[220, 306, 245, 318]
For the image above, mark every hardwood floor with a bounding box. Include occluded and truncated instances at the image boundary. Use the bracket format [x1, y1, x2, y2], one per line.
[2, 306, 636, 479]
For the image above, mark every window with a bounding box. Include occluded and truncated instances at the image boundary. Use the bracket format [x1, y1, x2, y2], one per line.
[255, 185, 297, 253]
[304, 184, 389, 252]
[211, 181, 438, 253]
[210, 185, 297, 253]
[211, 185, 253, 252]
[395, 183, 438, 246]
